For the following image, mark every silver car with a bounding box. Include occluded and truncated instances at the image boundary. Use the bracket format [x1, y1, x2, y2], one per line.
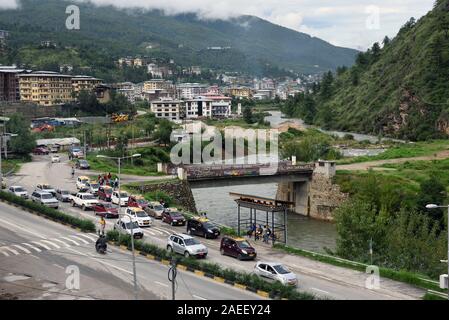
[113, 217, 144, 239]
[30, 191, 59, 209]
[56, 189, 71, 202]
[254, 262, 298, 286]
[8, 186, 29, 199]
[167, 234, 208, 259]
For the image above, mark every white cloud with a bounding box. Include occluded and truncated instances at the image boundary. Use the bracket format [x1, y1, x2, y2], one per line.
[2, 0, 435, 49]
[0, 0, 19, 9]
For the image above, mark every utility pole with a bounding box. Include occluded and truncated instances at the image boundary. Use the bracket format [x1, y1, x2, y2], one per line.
[168, 258, 177, 300]
[0, 135, 3, 189]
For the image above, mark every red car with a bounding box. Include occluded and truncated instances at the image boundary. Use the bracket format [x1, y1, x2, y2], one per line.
[98, 186, 113, 202]
[128, 195, 149, 210]
[33, 146, 49, 155]
[220, 237, 257, 261]
[93, 202, 119, 218]
[162, 210, 186, 226]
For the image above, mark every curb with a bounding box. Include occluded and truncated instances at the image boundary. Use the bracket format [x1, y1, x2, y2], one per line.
[111, 241, 271, 299]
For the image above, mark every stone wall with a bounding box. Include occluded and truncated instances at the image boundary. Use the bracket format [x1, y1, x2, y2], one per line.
[308, 173, 348, 221]
[128, 180, 197, 214]
[0, 102, 71, 121]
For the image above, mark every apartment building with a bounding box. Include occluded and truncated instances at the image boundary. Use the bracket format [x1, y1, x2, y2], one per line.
[150, 98, 184, 121]
[176, 83, 208, 100]
[185, 96, 213, 119]
[19, 71, 74, 106]
[71, 75, 102, 96]
[0, 66, 26, 102]
[227, 86, 253, 99]
[143, 79, 174, 91]
[204, 93, 232, 118]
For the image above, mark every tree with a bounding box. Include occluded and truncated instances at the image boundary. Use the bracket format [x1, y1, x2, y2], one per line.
[382, 36, 391, 47]
[156, 119, 173, 145]
[242, 106, 253, 124]
[417, 175, 447, 225]
[320, 71, 334, 100]
[5, 114, 36, 157]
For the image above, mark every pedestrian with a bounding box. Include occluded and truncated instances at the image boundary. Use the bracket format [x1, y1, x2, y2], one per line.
[255, 225, 263, 241]
[99, 216, 106, 236]
[114, 177, 119, 189]
[71, 166, 75, 178]
[97, 175, 101, 183]
[247, 223, 256, 238]
[108, 172, 112, 181]
[263, 225, 270, 243]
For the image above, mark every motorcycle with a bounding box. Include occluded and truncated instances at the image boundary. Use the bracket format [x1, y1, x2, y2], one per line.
[95, 236, 108, 254]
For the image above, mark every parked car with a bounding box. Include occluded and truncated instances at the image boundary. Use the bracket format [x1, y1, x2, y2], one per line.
[220, 237, 257, 261]
[167, 234, 208, 259]
[187, 216, 221, 239]
[93, 202, 119, 218]
[98, 186, 113, 202]
[146, 201, 165, 219]
[76, 159, 90, 170]
[51, 155, 60, 163]
[162, 209, 186, 226]
[30, 191, 59, 209]
[126, 207, 152, 228]
[128, 195, 149, 210]
[33, 146, 49, 155]
[8, 186, 28, 199]
[85, 182, 100, 195]
[254, 262, 298, 286]
[50, 145, 59, 153]
[69, 147, 84, 159]
[113, 216, 144, 239]
[55, 189, 71, 202]
[111, 191, 129, 207]
[76, 176, 90, 190]
[69, 192, 98, 211]
[36, 184, 56, 196]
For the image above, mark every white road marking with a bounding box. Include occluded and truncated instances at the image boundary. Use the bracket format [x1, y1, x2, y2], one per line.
[193, 295, 207, 300]
[13, 245, 31, 254]
[32, 241, 52, 250]
[23, 243, 42, 253]
[3, 247, 19, 255]
[69, 235, 89, 244]
[60, 237, 79, 246]
[144, 230, 156, 236]
[0, 217, 47, 239]
[0, 248, 10, 257]
[77, 233, 97, 242]
[40, 240, 61, 249]
[52, 239, 71, 248]
[155, 281, 168, 288]
[310, 288, 330, 295]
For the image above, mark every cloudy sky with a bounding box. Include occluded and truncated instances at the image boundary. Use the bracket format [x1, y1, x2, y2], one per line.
[1, 0, 435, 50]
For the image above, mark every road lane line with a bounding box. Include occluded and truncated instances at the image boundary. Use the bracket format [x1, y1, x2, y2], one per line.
[40, 240, 61, 249]
[12, 245, 31, 254]
[32, 241, 52, 250]
[155, 281, 168, 288]
[0, 217, 47, 239]
[0, 248, 10, 257]
[69, 235, 89, 244]
[3, 247, 19, 255]
[193, 295, 207, 300]
[77, 233, 97, 242]
[60, 237, 79, 246]
[52, 239, 71, 248]
[310, 288, 330, 295]
[23, 243, 42, 253]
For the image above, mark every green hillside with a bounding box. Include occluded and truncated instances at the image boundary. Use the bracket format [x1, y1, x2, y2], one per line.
[282, 0, 449, 141]
[0, 0, 357, 78]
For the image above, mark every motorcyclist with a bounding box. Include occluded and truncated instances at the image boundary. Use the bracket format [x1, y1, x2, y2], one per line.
[95, 235, 107, 254]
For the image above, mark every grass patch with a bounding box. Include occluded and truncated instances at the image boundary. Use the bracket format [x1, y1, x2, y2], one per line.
[86, 154, 165, 176]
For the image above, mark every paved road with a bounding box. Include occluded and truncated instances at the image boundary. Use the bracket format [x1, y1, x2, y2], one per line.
[0, 202, 263, 300]
[5, 155, 427, 300]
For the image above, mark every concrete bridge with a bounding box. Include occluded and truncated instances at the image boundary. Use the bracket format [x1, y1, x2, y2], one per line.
[158, 160, 346, 221]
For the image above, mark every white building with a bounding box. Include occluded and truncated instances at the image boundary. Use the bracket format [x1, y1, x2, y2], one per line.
[150, 98, 184, 121]
[176, 83, 208, 100]
[185, 96, 213, 119]
[203, 93, 232, 118]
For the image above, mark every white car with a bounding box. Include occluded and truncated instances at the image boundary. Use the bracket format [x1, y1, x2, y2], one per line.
[112, 191, 129, 207]
[8, 186, 29, 199]
[85, 182, 100, 195]
[30, 191, 59, 209]
[254, 262, 298, 286]
[36, 183, 56, 196]
[51, 155, 60, 163]
[76, 176, 90, 190]
[167, 233, 208, 259]
[113, 216, 144, 239]
[126, 207, 152, 228]
[69, 192, 98, 211]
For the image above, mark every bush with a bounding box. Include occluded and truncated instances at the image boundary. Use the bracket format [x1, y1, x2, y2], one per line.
[0, 191, 96, 232]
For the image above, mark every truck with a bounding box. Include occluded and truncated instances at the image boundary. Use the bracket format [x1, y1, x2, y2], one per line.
[69, 192, 99, 211]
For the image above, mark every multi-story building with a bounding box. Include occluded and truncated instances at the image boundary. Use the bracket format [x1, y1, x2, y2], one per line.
[71, 75, 102, 96]
[0, 66, 26, 102]
[113, 82, 141, 104]
[18, 71, 74, 106]
[185, 96, 213, 119]
[150, 98, 184, 121]
[176, 83, 208, 100]
[143, 79, 174, 91]
[227, 86, 253, 99]
[204, 93, 232, 118]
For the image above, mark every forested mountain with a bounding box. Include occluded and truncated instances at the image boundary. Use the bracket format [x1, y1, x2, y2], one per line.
[282, 0, 449, 141]
[0, 0, 357, 79]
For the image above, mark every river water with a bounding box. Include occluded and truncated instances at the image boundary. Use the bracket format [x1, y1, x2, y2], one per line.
[191, 111, 395, 252]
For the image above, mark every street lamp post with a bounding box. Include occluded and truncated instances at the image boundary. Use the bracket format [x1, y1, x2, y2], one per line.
[97, 153, 141, 300]
[426, 203, 449, 300]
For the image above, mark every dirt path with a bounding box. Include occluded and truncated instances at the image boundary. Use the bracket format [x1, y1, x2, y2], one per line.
[338, 149, 449, 171]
